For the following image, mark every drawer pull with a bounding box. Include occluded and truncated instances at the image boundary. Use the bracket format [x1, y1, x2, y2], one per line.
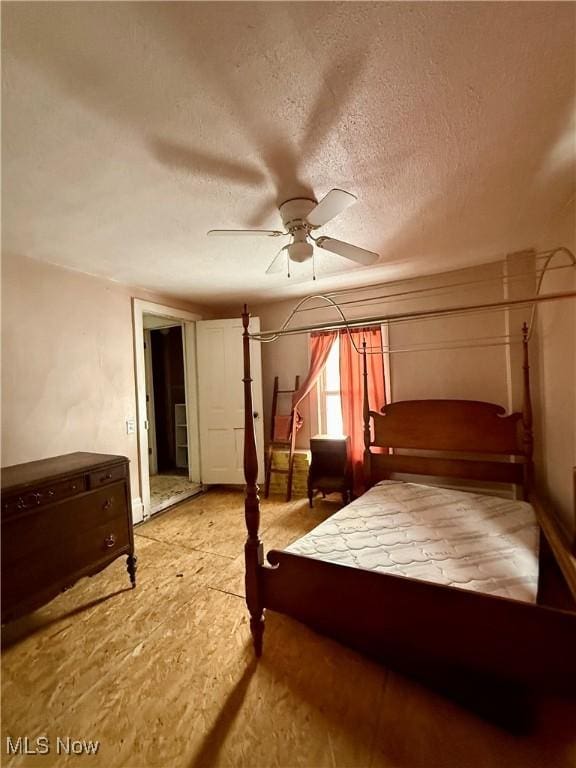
[15, 493, 42, 509]
[48, 488, 55, 497]
[103, 498, 114, 511]
[104, 534, 116, 549]
[88, 468, 123, 488]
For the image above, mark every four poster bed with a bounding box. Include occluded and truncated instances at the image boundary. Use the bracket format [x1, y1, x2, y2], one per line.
[241, 306, 576, 693]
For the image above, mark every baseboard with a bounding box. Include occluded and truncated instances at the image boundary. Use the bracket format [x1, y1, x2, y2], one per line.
[131, 496, 144, 525]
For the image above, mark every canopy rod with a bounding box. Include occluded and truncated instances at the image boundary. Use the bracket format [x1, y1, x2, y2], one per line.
[248, 289, 576, 341]
[296, 261, 575, 314]
[312, 246, 574, 303]
[356, 340, 523, 355]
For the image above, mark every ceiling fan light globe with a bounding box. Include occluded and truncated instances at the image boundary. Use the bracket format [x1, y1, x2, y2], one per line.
[288, 241, 313, 263]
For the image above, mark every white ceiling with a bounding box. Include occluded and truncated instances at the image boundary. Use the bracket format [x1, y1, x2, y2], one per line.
[2, 2, 575, 307]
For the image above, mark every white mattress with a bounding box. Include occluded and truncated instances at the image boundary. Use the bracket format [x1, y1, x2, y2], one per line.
[285, 481, 540, 603]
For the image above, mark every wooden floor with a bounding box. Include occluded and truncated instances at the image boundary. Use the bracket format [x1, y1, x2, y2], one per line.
[2, 489, 575, 768]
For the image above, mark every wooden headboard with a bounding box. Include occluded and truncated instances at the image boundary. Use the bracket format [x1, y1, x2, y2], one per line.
[365, 400, 530, 490]
[361, 325, 533, 494]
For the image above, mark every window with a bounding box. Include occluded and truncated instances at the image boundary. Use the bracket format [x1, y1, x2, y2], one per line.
[317, 325, 391, 438]
[318, 335, 344, 436]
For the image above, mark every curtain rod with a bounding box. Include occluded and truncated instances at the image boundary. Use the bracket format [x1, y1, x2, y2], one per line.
[247, 289, 576, 340]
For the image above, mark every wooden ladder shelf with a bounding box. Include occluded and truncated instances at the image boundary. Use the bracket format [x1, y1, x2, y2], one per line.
[264, 375, 300, 501]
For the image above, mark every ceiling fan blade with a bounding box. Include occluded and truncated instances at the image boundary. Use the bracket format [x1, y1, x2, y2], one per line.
[266, 245, 289, 275]
[307, 189, 357, 228]
[316, 236, 379, 266]
[207, 229, 285, 237]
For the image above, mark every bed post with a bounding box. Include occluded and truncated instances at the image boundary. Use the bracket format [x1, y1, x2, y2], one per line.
[521, 322, 534, 495]
[362, 340, 372, 487]
[242, 304, 265, 656]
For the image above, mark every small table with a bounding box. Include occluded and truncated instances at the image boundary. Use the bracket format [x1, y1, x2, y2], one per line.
[308, 435, 352, 508]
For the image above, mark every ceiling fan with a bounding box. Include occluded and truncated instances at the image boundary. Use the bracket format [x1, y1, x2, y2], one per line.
[207, 188, 379, 277]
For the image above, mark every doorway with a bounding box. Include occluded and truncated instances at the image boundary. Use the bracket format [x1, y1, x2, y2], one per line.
[133, 299, 265, 523]
[143, 314, 202, 515]
[133, 299, 203, 522]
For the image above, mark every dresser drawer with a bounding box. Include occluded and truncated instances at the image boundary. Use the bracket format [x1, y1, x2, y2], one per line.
[89, 464, 126, 489]
[2, 515, 130, 609]
[2, 483, 128, 568]
[2, 474, 87, 518]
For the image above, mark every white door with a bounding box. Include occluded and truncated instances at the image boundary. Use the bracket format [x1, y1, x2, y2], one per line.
[196, 317, 265, 484]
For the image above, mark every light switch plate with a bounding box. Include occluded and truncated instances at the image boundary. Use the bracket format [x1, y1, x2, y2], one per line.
[126, 418, 136, 435]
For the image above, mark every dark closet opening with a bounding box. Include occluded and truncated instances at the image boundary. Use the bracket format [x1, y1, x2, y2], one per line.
[150, 325, 186, 474]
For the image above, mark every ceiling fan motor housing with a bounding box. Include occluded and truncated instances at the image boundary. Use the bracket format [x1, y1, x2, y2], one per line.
[279, 198, 317, 263]
[279, 197, 317, 230]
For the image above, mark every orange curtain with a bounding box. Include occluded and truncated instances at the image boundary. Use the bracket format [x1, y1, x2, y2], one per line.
[292, 331, 338, 413]
[339, 327, 385, 495]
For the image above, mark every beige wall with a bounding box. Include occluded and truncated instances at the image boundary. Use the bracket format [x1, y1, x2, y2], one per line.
[1, 253, 209, 506]
[252, 261, 513, 449]
[534, 254, 576, 537]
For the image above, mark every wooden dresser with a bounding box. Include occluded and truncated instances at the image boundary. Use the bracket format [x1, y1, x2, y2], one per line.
[1, 452, 137, 623]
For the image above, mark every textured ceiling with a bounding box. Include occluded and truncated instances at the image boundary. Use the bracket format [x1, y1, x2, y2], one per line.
[2, 2, 575, 306]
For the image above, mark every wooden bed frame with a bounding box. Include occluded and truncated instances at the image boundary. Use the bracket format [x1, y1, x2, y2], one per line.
[241, 307, 576, 693]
